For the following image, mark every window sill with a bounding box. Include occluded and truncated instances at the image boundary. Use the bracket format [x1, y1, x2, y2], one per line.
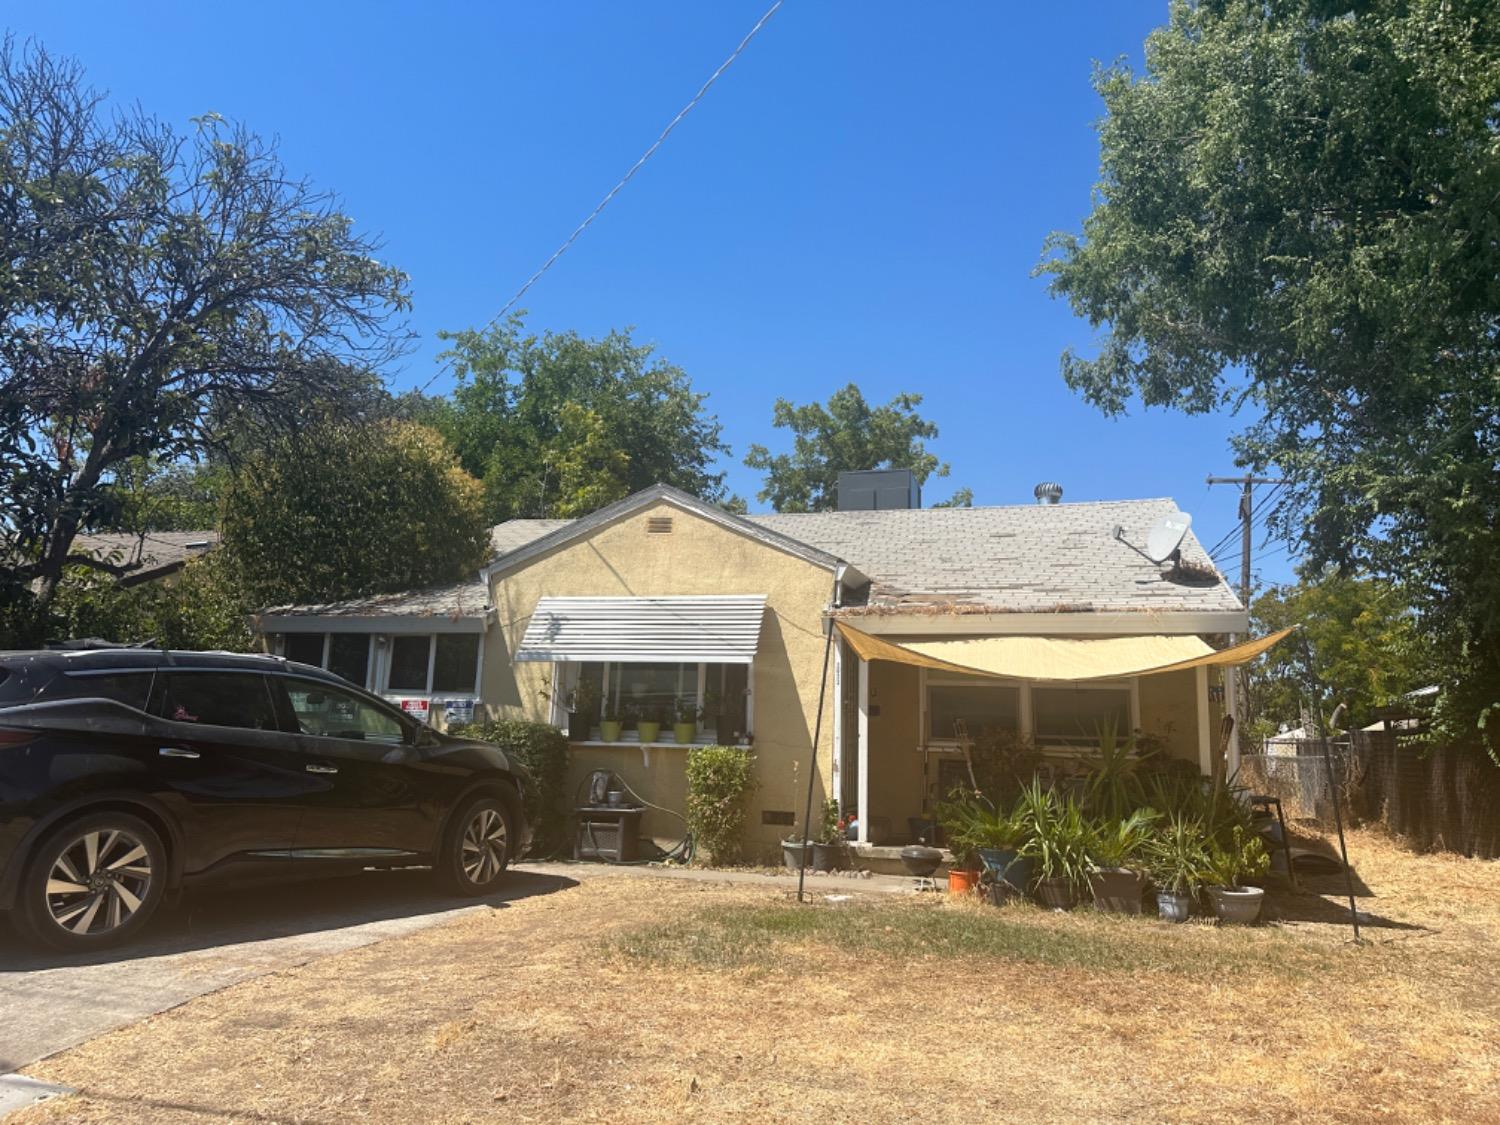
[570, 738, 717, 748]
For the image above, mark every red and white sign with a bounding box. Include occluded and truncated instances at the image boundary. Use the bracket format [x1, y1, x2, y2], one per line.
[400, 698, 431, 724]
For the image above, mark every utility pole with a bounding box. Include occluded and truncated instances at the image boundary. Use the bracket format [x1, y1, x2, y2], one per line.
[1206, 473, 1287, 764]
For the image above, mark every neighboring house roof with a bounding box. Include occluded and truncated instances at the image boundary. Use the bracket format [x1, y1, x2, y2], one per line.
[72, 531, 219, 586]
[488, 494, 1242, 616]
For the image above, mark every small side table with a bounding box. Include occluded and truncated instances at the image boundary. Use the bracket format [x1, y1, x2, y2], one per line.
[574, 806, 644, 863]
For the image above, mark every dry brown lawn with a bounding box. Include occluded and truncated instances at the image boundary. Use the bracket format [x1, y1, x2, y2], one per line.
[19, 827, 1500, 1124]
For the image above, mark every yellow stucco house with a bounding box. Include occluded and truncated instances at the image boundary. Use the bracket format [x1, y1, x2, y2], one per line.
[255, 474, 1266, 864]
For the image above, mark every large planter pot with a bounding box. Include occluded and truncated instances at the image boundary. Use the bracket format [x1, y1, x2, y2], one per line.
[1035, 875, 1079, 910]
[567, 713, 592, 742]
[782, 839, 812, 871]
[977, 848, 1035, 898]
[599, 720, 623, 743]
[1207, 885, 1265, 925]
[672, 722, 697, 744]
[947, 867, 979, 895]
[1088, 868, 1146, 915]
[1156, 889, 1194, 923]
[812, 842, 846, 872]
[636, 721, 662, 744]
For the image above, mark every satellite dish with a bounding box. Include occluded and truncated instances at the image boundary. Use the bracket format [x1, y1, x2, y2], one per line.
[1144, 512, 1191, 564]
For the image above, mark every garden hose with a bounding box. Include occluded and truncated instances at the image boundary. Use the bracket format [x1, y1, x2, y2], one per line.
[573, 772, 694, 866]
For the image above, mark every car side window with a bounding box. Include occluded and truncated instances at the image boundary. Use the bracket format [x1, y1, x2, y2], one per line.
[158, 673, 279, 731]
[282, 679, 406, 745]
[43, 671, 155, 711]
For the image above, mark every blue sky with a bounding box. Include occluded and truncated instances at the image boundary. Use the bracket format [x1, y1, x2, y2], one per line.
[14, 2, 1294, 585]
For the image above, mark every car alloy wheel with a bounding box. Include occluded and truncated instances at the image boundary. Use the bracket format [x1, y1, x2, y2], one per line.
[44, 826, 156, 937]
[460, 806, 508, 886]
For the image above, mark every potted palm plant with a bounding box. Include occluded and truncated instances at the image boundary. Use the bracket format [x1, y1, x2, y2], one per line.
[1018, 781, 1090, 909]
[1146, 815, 1210, 921]
[939, 795, 1033, 901]
[1204, 825, 1271, 924]
[1085, 808, 1160, 914]
[672, 698, 698, 744]
[812, 798, 847, 871]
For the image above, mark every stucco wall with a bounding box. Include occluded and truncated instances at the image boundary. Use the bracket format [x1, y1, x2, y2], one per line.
[485, 500, 838, 859]
[1137, 668, 1202, 765]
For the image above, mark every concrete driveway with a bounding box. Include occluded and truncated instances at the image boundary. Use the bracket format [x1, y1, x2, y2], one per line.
[0, 867, 576, 1074]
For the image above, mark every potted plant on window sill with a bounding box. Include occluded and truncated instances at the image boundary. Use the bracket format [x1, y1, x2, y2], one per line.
[635, 705, 663, 745]
[599, 706, 623, 743]
[1146, 814, 1210, 922]
[566, 677, 600, 743]
[1205, 825, 1271, 924]
[812, 798, 847, 871]
[1085, 808, 1159, 915]
[672, 699, 698, 744]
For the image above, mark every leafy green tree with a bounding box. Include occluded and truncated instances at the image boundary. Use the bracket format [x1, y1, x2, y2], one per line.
[222, 421, 488, 607]
[1247, 572, 1435, 739]
[1039, 0, 1499, 752]
[49, 551, 252, 652]
[0, 38, 410, 639]
[420, 318, 732, 520]
[744, 384, 957, 512]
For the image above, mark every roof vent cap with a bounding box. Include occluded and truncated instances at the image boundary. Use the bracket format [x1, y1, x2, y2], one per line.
[1034, 482, 1063, 505]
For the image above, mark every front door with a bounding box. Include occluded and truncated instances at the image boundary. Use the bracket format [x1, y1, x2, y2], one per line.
[150, 670, 313, 874]
[272, 676, 438, 858]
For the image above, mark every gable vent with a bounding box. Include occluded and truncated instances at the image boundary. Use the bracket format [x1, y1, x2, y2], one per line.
[646, 516, 674, 535]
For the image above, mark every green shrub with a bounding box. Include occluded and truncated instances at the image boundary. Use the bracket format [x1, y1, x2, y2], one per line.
[453, 719, 570, 856]
[684, 745, 757, 865]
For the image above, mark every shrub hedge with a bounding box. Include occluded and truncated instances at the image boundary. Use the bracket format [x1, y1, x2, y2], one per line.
[684, 745, 757, 865]
[453, 719, 570, 856]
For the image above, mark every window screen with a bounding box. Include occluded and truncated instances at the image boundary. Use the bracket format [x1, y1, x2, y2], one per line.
[388, 636, 431, 691]
[431, 635, 479, 693]
[927, 678, 1020, 741]
[327, 633, 371, 687]
[283, 634, 324, 667]
[1032, 686, 1132, 744]
[160, 673, 278, 731]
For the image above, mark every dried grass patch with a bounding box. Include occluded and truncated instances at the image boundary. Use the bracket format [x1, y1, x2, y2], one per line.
[19, 830, 1500, 1124]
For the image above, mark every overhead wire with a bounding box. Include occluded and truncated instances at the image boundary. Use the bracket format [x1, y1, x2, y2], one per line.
[407, 0, 786, 402]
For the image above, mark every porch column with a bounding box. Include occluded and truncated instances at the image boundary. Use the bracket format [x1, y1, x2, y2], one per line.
[831, 640, 843, 810]
[857, 657, 870, 847]
[1195, 665, 1213, 776]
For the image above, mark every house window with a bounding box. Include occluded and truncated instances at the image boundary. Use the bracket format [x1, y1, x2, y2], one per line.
[1032, 684, 1133, 746]
[557, 661, 750, 742]
[385, 633, 482, 696]
[926, 673, 1020, 743]
[278, 632, 372, 690]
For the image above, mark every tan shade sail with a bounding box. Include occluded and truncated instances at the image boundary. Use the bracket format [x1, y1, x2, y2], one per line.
[833, 622, 1297, 682]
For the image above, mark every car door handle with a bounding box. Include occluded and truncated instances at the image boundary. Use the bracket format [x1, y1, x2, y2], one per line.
[159, 747, 200, 759]
[305, 764, 339, 775]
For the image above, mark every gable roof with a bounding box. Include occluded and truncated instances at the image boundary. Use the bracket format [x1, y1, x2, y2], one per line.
[480, 483, 856, 583]
[488, 494, 1242, 616]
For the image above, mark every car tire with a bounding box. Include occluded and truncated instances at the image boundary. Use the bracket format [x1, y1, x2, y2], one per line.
[16, 811, 167, 951]
[437, 794, 514, 896]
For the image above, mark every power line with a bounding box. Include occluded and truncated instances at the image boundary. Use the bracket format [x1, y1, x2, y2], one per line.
[408, 0, 786, 401]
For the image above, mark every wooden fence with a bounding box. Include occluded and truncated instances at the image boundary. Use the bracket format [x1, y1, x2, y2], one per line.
[1240, 731, 1500, 860]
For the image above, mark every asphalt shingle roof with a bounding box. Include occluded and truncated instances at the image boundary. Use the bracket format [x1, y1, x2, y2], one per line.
[487, 497, 1241, 615]
[73, 530, 220, 585]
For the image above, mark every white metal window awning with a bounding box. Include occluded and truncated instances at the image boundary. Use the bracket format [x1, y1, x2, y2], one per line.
[515, 595, 768, 664]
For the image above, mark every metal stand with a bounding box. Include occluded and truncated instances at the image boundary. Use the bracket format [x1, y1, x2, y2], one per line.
[1250, 793, 1298, 891]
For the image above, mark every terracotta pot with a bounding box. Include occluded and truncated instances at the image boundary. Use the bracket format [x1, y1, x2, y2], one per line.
[673, 722, 697, 744]
[1207, 885, 1265, 925]
[1035, 875, 1079, 910]
[1088, 868, 1146, 914]
[947, 867, 979, 895]
[599, 720, 623, 742]
[636, 721, 662, 744]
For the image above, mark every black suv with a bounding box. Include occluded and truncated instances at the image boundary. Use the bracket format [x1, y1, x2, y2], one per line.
[0, 647, 531, 950]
